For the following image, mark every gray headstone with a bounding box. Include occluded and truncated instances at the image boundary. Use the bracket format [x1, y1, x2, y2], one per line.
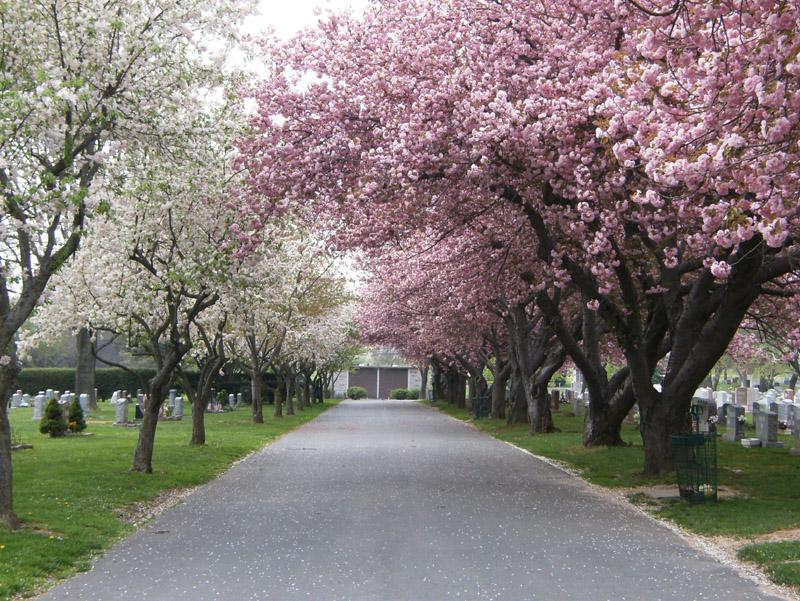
[724, 406, 745, 442]
[735, 387, 748, 406]
[572, 395, 583, 417]
[755, 411, 784, 448]
[790, 419, 800, 456]
[46, 389, 54, 401]
[114, 398, 129, 425]
[692, 399, 713, 433]
[169, 389, 176, 406]
[173, 396, 183, 419]
[237, 392, 243, 407]
[228, 393, 234, 407]
[788, 403, 798, 432]
[719, 402, 730, 423]
[32, 394, 46, 420]
[20, 393, 30, 407]
[11, 391, 22, 408]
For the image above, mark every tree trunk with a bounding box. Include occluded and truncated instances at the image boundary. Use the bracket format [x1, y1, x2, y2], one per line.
[638, 397, 689, 474]
[132, 407, 160, 473]
[431, 361, 445, 401]
[75, 327, 97, 410]
[526, 379, 555, 434]
[191, 394, 206, 445]
[491, 363, 510, 419]
[286, 374, 295, 416]
[583, 379, 635, 447]
[132, 370, 171, 472]
[274, 373, 284, 417]
[418, 365, 428, 399]
[507, 369, 528, 425]
[251, 369, 264, 424]
[0, 358, 21, 529]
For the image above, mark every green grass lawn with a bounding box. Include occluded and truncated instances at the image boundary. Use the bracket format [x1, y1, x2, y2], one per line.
[738, 542, 800, 588]
[427, 400, 800, 588]
[1, 401, 334, 600]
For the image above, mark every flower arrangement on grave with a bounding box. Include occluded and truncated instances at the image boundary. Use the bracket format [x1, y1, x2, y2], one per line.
[68, 398, 86, 432]
[698, 484, 715, 498]
[39, 398, 68, 437]
[737, 414, 747, 424]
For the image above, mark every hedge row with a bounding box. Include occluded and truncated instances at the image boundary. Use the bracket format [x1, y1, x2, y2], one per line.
[14, 368, 275, 401]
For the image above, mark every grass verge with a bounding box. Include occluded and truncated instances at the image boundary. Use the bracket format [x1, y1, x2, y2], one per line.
[427, 400, 800, 589]
[739, 542, 800, 588]
[1, 401, 335, 600]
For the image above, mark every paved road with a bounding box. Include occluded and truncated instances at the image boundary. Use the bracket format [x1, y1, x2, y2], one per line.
[40, 400, 783, 601]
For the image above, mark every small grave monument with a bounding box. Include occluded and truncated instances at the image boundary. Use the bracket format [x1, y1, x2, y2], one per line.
[169, 389, 176, 407]
[572, 395, 583, 417]
[11, 391, 22, 408]
[114, 397, 129, 425]
[79, 393, 90, 416]
[173, 395, 183, 419]
[32, 394, 46, 420]
[755, 411, 784, 448]
[735, 387, 748, 406]
[790, 424, 800, 457]
[724, 406, 745, 442]
[20, 393, 30, 407]
[691, 399, 714, 433]
[237, 392, 243, 407]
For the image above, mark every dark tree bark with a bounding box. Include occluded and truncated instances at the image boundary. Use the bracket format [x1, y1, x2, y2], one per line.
[285, 368, 296, 416]
[456, 355, 488, 416]
[75, 327, 97, 410]
[507, 359, 529, 425]
[491, 361, 510, 419]
[274, 372, 284, 417]
[0, 355, 21, 529]
[132, 347, 181, 473]
[431, 359, 446, 401]
[418, 364, 429, 399]
[251, 369, 264, 423]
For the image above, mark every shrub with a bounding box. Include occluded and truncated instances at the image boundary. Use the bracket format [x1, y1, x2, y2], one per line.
[68, 398, 87, 433]
[39, 398, 68, 437]
[389, 388, 408, 399]
[346, 386, 368, 399]
[407, 388, 420, 399]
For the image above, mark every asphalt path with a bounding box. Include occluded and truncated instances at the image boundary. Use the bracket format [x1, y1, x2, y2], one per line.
[39, 399, 784, 601]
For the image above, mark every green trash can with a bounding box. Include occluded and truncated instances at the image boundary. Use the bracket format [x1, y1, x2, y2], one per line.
[471, 393, 490, 419]
[671, 433, 717, 503]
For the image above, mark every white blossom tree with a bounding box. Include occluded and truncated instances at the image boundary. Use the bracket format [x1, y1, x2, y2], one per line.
[0, 0, 252, 527]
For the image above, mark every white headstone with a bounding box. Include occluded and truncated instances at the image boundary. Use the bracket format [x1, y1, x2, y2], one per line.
[46, 389, 54, 401]
[114, 398, 129, 425]
[79, 393, 90, 415]
[173, 396, 183, 419]
[21, 393, 31, 407]
[111, 390, 119, 404]
[228, 393, 234, 407]
[33, 394, 46, 420]
[237, 392, 243, 407]
[10, 391, 22, 408]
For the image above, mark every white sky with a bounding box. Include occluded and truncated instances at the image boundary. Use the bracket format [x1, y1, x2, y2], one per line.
[248, 0, 370, 38]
